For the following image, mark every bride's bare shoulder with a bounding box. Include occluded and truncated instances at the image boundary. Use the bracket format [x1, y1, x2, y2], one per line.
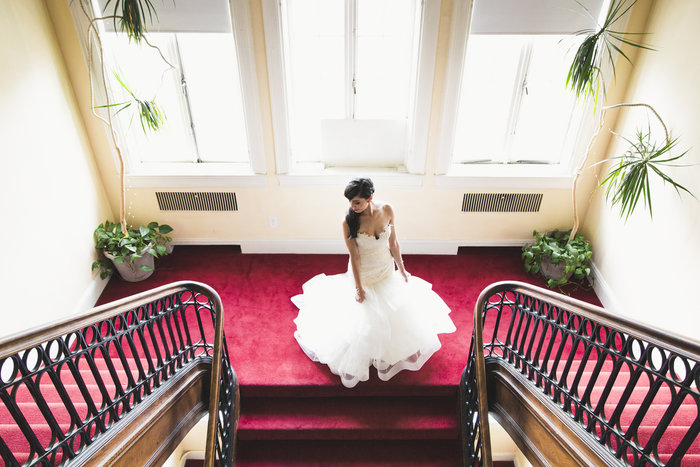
[378, 202, 394, 215]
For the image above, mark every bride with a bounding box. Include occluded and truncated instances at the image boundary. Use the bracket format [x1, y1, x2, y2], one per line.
[291, 177, 456, 388]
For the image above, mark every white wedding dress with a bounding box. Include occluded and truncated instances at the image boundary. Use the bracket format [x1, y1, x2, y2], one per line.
[292, 225, 456, 388]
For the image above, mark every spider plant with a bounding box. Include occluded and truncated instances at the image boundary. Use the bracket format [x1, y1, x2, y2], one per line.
[567, 0, 653, 106]
[599, 126, 694, 221]
[104, 0, 158, 43]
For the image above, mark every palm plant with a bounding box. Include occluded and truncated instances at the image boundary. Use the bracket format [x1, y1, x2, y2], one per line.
[567, 0, 653, 106]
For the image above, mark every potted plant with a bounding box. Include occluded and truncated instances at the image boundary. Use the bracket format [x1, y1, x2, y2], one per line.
[75, 0, 179, 281]
[92, 220, 173, 282]
[522, 0, 653, 288]
[522, 230, 593, 289]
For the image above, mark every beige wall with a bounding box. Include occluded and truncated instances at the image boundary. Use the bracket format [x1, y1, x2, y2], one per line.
[581, 0, 700, 338]
[0, 0, 113, 337]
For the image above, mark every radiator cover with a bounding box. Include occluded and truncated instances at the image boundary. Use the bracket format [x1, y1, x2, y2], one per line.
[156, 191, 238, 211]
[462, 193, 542, 212]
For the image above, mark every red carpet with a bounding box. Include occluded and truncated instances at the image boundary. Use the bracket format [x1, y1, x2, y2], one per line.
[96, 246, 602, 392]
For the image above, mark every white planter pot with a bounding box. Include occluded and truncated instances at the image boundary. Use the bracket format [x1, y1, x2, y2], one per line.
[103, 248, 155, 282]
[540, 257, 570, 282]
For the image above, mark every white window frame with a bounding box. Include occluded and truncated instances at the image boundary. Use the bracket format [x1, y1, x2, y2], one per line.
[69, 0, 266, 188]
[434, 0, 621, 190]
[263, 0, 440, 183]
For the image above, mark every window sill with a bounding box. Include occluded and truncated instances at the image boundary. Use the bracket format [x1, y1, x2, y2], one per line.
[277, 165, 423, 188]
[434, 163, 574, 190]
[126, 163, 267, 188]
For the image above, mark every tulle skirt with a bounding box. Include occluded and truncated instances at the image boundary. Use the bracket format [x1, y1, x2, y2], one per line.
[291, 270, 456, 388]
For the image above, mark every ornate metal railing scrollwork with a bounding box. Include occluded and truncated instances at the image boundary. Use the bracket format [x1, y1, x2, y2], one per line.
[461, 281, 700, 466]
[0, 281, 237, 466]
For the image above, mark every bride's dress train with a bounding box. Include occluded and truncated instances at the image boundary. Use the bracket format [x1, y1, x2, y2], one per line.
[291, 225, 456, 388]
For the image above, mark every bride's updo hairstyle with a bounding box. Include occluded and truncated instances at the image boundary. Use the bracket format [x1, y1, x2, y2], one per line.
[344, 177, 375, 239]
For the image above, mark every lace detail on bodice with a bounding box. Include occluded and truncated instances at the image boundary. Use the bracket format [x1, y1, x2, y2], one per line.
[353, 224, 394, 285]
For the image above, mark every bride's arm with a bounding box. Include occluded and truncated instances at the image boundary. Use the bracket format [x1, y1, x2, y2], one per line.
[386, 205, 409, 281]
[343, 220, 366, 302]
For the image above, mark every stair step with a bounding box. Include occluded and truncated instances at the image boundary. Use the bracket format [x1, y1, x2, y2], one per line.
[240, 383, 458, 398]
[233, 439, 463, 466]
[238, 396, 458, 441]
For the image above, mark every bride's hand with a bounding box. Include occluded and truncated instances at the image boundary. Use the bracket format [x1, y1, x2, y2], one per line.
[355, 287, 366, 303]
[401, 270, 411, 282]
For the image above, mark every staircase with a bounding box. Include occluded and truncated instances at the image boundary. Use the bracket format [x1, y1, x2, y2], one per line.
[0, 282, 234, 466]
[465, 281, 700, 466]
[235, 382, 462, 466]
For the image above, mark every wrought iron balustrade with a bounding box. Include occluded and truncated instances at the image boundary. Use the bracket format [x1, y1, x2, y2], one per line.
[461, 281, 700, 466]
[0, 281, 236, 466]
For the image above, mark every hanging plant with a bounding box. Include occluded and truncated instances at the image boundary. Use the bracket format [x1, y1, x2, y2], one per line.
[567, 0, 653, 106]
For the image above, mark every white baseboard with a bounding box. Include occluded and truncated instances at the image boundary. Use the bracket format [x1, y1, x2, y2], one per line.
[173, 238, 531, 255]
[74, 274, 111, 315]
[588, 259, 623, 315]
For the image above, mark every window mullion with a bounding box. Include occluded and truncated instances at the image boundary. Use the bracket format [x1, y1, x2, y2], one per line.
[503, 41, 533, 163]
[173, 35, 202, 163]
[346, 0, 357, 119]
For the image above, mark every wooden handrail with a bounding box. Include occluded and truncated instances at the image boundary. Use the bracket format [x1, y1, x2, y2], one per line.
[466, 281, 700, 466]
[0, 281, 235, 466]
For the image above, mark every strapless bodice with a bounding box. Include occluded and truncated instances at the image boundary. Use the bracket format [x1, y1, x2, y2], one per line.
[353, 224, 394, 285]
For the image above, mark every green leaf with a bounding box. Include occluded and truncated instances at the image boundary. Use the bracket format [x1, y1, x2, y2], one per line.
[158, 224, 173, 234]
[139, 264, 154, 272]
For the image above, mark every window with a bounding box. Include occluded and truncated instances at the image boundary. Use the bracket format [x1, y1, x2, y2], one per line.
[264, 0, 440, 174]
[436, 0, 609, 180]
[71, 0, 265, 182]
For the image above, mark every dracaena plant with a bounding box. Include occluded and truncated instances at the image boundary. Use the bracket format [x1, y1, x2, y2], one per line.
[599, 125, 694, 221]
[79, 0, 174, 233]
[92, 220, 173, 279]
[104, 0, 158, 43]
[567, 0, 653, 107]
[97, 71, 166, 133]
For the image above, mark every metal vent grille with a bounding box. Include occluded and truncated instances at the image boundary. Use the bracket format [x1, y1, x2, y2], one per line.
[156, 192, 238, 211]
[462, 193, 543, 213]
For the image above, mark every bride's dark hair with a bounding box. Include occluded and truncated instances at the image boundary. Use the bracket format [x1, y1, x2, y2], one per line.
[344, 177, 375, 239]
